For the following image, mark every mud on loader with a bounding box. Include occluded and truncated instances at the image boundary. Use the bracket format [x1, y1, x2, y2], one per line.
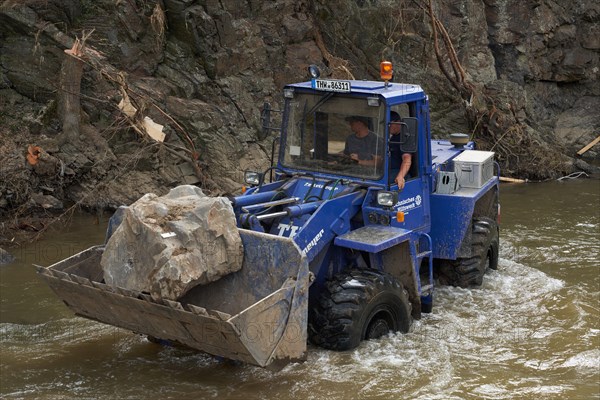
[37, 63, 500, 370]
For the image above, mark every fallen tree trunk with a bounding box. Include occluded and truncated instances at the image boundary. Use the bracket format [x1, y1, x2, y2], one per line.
[57, 39, 84, 144]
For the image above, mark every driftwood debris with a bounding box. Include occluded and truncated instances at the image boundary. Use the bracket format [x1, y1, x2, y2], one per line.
[499, 176, 527, 183]
[576, 136, 600, 157]
[57, 31, 221, 192]
[412, 0, 569, 180]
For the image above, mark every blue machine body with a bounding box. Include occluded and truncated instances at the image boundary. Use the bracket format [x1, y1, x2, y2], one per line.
[233, 79, 500, 315]
[36, 77, 500, 370]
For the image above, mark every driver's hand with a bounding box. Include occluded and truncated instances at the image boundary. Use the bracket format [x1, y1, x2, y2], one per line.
[350, 153, 359, 162]
[395, 175, 406, 190]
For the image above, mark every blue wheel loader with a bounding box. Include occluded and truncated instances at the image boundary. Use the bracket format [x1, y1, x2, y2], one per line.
[37, 63, 500, 370]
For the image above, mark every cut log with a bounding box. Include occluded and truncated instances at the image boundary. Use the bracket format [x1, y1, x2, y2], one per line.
[58, 39, 84, 144]
[499, 176, 527, 183]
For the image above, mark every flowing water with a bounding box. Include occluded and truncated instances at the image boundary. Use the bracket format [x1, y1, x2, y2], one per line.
[1, 179, 599, 399]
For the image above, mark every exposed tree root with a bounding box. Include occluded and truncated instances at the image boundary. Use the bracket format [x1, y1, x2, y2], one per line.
[417, 0, 570, 179]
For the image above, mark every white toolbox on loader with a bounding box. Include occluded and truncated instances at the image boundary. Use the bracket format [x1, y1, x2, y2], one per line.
[453, 150, 495, 189]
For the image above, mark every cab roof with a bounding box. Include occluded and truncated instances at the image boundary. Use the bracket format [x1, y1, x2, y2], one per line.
[286, 80, 427, 103]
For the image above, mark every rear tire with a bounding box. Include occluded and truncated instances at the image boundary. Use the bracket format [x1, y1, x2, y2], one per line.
[437, 217, 499, 288]
[308, 269, 412, 351]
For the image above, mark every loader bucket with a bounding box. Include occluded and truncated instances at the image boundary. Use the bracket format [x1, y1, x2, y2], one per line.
[36, 230, 309, 370]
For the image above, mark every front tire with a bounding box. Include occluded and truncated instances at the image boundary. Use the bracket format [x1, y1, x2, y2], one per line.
[308, 269, 412, 351]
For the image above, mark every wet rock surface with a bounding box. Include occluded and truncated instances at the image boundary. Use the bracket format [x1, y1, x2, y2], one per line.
[0, 247, 15, 265]
[30, 193, 63, 210]
[101, 185, 243, 300]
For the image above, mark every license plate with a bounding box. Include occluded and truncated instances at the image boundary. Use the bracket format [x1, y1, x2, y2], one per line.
[312, 79, 351, 93]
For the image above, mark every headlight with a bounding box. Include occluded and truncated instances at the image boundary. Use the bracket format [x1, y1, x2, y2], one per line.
[368, 212, 378, 224]
[244, 171, 262, 186]
[376, 191, 398, 207]
[379, 214, 391, 225]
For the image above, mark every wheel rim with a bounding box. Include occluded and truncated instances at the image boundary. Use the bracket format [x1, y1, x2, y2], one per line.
[365, 310, 393, 340]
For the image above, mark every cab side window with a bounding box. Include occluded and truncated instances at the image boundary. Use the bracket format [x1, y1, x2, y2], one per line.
[389, 103, 419, 185]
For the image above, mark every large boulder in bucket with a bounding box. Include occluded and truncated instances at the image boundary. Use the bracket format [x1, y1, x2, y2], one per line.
[101, 185, 243, 300]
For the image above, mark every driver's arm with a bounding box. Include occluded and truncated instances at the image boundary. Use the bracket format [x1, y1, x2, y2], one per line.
[357, 154, 383, 167]
[356, 136, 384, 167]
[395, 153, 412, 189]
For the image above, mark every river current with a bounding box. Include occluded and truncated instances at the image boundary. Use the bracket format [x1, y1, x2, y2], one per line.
[1, 179, 598, 399]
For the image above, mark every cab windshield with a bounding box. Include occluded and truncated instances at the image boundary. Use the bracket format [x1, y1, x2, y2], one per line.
[281, 92, 385, 180]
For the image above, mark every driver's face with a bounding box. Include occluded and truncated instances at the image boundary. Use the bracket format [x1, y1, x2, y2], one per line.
[350, 120, 368, 136]
[350, 120, 361, 132]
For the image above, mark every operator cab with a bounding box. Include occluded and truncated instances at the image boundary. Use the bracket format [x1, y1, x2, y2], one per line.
[275, 64, 426, 189]
[281, 91, 386, 180]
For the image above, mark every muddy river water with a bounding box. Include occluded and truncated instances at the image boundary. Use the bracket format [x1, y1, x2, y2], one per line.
[1, 179, 599, 399]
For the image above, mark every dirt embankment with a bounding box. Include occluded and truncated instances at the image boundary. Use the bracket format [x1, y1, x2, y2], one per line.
[1, 0, 598, 246]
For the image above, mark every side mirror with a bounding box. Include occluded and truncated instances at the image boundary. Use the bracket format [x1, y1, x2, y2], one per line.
[399, 117, 418, 153]
[259, 102, 271, 140]
[260, 102, 283, 141]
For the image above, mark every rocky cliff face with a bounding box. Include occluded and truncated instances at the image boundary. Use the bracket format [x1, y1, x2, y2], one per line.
[313, 0, 599, 175]
[483, 0, 599, 159]
[0, 0, 598, 218]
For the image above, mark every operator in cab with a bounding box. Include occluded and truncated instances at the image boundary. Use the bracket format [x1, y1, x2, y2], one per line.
[389, 111, 412, 189]
[343, 115, 383, 167]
